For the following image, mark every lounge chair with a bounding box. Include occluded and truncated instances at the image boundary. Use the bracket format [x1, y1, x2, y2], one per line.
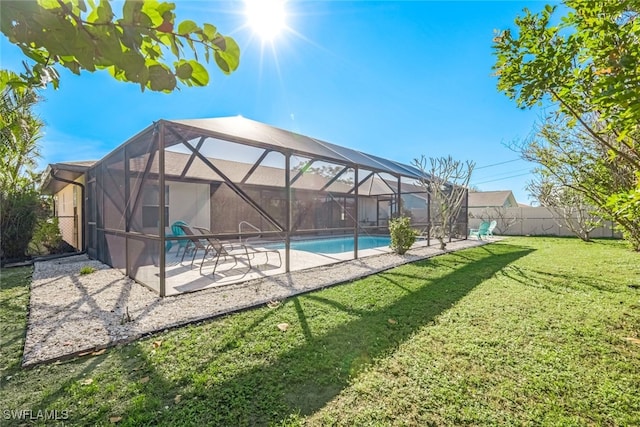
[469, 221, 490, 240]
[192, 227, 245, 274]
[176, 224, 209, 266]
[194, 227, 282, 276]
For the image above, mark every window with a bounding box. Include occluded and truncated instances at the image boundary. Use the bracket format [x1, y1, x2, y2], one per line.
[142, 185, 169, 228]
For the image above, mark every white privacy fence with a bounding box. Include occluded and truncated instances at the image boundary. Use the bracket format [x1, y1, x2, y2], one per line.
[468, 207, 621, 238]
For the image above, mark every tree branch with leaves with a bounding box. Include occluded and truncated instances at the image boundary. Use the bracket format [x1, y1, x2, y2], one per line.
[527, 177, 601, 242]
[494, 0, 640, 250]
[0, 0, 240, 91]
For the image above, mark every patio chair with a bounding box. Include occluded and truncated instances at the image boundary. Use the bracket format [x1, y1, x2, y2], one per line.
[469, 221, 490, 240]
[166, 220, 190, 256]
[194, 227, 282, 276]
[191, 227, 244, 275]
[176, 224, 209, 266]
[487, 220, 498, 238]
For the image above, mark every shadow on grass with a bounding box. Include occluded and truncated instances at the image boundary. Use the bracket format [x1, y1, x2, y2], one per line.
[151, 244, 535, 425]
[0, 267, 33, 291]
[21, 244, 533, 426]
[499, 265, 627, 294]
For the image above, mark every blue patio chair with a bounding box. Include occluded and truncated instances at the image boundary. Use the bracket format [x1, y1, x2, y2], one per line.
[469, 221, 490, 240]
[166, 220, 189, 255]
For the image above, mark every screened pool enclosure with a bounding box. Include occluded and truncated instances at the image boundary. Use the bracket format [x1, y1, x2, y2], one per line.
[86, 117, 468, 296]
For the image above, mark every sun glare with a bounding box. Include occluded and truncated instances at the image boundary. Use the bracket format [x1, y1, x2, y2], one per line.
[244, 0, 287, 41]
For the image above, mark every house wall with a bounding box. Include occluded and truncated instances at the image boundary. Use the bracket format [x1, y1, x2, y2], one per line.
[358, 198, 377, 225]
[167, 181, 210, 230]
[468, 206, 621, 238]
[54, 176, 85, 250]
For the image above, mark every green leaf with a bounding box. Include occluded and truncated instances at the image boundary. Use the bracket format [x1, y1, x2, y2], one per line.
[122, 0, 142, 24]
[177, 20, 198, 35]
[174, 60, 192, 80]
[214, 51, 229, 74]
[38, 0, 60, 10]
[143, 43, 162, 60]
[169, 35, 180, 57]
[22, 48, 49, 65]
[186, 60, 208, 86]
[120, 25, 143, 51]
[147, 64, 176, 92]
[141, 0, 164, 27]
[77, 0, 88, 13]
[186, 38, 196, 59]
[120, 51, 147, 82]
[214, 36, 240, 73]
[202, 23, 217, 40]
[156, 2, 176, 17]
[212, 35, 226, 51]
[61, 60, 81, 75]
[87, 0, 113, 24]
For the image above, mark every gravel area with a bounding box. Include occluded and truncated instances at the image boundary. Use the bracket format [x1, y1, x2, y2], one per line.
[23, 238, 490, 367]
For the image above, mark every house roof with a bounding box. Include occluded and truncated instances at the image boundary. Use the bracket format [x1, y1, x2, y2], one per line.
[40, 161, 97, 194]
[468, 190, 517, 208]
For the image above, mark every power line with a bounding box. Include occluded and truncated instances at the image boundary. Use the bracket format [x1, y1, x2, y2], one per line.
[474, 172, 531, 185]
[475, 158, 522, 170]
[474, 167, 532, 181]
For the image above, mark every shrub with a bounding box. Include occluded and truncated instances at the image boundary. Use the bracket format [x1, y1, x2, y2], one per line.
[389, 216, 417, 255]
[0, 190, 39, 261]
[79, 266, 96, 275]
[29, 217, 62, 255]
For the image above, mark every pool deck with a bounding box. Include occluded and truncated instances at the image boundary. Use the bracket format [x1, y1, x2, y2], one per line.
[163, 239, 403, 295]
[23, 237, 495, 367]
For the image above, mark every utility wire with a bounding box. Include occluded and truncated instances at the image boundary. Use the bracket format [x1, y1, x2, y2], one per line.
[474, 167, 532, 181]
[474, 172, 531, 185]
[475, 158, 522, 170]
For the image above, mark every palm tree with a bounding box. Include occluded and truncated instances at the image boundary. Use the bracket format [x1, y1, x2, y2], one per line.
[0, 71, 45, 260]
[0, 70, 44, 193]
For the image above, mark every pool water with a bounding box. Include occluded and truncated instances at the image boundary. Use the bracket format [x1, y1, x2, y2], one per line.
[265, 235, 391, 254]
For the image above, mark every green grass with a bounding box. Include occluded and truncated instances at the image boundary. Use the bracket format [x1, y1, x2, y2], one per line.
[1, 237, 639, 426]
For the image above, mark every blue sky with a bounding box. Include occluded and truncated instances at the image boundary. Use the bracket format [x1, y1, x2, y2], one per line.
[0, 1, 551, 204]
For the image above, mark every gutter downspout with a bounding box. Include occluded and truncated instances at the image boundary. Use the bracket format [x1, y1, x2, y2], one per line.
[49, 169, 86, 253]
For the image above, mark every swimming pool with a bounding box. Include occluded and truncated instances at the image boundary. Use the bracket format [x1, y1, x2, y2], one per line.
[264, 235, 391, 254]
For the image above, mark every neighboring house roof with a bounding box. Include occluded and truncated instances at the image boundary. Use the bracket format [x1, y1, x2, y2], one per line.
[468, 190, 518, 208]
[41, 161, 97, 194]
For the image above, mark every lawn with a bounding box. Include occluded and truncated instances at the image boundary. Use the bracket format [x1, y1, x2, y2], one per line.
[1, 237, 639, 426]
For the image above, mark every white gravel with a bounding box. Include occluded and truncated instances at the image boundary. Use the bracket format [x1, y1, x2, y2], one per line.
[22, 238, 490, 367]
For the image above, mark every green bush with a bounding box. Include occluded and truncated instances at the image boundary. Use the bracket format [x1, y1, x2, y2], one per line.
[79, 266, 96, 275]
[0, 190, 39, 261]
[29, 217, 62, 255]
[389, 216, 417, 255]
